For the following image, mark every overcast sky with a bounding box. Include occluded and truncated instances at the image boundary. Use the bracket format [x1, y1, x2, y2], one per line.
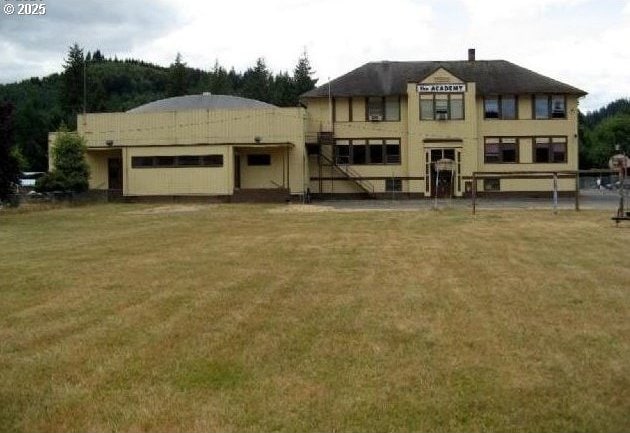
[1, 0, 628, 112]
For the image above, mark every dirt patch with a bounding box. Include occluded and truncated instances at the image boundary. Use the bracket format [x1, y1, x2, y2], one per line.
[126, 205, 212, 215]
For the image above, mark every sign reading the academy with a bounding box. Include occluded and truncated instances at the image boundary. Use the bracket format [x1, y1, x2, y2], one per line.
[417, 83, 466, 93]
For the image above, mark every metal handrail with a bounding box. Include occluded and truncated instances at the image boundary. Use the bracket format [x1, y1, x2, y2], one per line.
[319, 151, 375, 195]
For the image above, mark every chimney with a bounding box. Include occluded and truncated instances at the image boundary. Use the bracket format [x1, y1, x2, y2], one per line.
[468, 48, 476, 61]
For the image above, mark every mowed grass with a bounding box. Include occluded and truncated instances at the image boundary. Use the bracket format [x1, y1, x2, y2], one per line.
[0, 203, 629, 432]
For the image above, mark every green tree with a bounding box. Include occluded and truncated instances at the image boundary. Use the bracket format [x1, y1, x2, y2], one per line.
[167, 53, 188, 97]
[241, 58, 271, 102]
[270, 72, 296, 106]
[208, 60, 233, 95]
[37, 127, 90, 193]
[585, 113, 630, 167]
[0, 102, 21, 203]
[61, 43, 85, 126]
[293, 50, 318, 100]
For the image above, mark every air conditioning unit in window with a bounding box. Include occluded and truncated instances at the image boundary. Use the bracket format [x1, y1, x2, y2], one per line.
[436, 112, 448, 120]
[368, 114, 383, 121]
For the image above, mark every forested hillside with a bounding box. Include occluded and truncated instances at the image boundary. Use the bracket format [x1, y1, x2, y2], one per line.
[1, 44, 628, 171]
[0, 45, 317, 171]
[579, 99, 630, 169]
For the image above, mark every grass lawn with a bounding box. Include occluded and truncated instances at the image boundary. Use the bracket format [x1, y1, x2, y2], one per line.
[1, 203, 629, 432]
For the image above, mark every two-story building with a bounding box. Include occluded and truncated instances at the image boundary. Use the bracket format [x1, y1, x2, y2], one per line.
[302, 49, 586, 198]
[52, 50, 586, 201]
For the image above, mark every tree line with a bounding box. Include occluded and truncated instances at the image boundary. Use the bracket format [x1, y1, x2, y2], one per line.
[0, 43, 318, 173]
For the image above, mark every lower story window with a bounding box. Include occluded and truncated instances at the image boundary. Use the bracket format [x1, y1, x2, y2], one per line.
[484, 137, 519, 163]
[131, 154, 224, 168]
[483, 178, 500, 191]
[334, 138, 401, 165]
[534, 137, 567, 163]
[385, 178, 402, 192]
[247, 154, 271, 166]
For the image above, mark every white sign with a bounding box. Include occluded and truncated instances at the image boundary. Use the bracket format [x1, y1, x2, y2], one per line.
[417, 83, 466, 93]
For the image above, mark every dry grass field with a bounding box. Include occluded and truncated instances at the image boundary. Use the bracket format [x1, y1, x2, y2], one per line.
[1, 203, 629, 432]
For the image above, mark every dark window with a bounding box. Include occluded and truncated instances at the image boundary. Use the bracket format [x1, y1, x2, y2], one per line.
[131, 156, 154, 168]
[419, 94, 465, 120]
[484, 178, 500, 191]
[178, 155, 201, 166]
[335, 141, 350, 164]
[551, 95, 566, 118]
[484, 97, 499, 118]
[132, 154, 224, 168]
[336, 139, 401, 165]
[156, 156, 175, 167]
[369, 141, 384, 163]
[534, 137, 567, 163]
[386, 179, 402, 192]
[484, 138, 519, 163]
[247, 154, 271, 166]
[352, 142, 367, 164]
[202, 155, 223, 167]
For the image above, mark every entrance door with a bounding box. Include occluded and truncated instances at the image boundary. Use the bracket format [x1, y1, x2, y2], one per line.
[108, 158, 122, 190]
[234, 154, 241, 189]
[429, 149, 455, 198]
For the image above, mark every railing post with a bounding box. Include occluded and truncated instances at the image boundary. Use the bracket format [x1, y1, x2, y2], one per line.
[575, 171, 580, 211]
[553, 172, 558, 214]
[472, 173, 477, 215]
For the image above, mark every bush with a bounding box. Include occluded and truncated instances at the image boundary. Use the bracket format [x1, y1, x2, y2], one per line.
[36, 129, 89, 193]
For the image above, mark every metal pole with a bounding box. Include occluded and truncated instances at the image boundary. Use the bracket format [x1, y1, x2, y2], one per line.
[575, 171, 580, 211]
[472, 173, 477, 215]
[434, 164, 439, 209]
[553, 172, 558, 214]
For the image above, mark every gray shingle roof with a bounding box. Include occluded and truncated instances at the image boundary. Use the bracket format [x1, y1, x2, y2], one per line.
[127, 94, 276, 113]
[301, 60, 586, 98]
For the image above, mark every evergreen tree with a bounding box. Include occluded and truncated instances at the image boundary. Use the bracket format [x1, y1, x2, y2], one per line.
[208, 60, 233, 95]
[241, 58, 271, 102]
[293, 50, 318, 100]
[36, 127, 90, 193]
[0, 102, 21, 203]
[167, 53, 188, 97]
[61, 43, 85, 126]
[270, 72, 296, 106]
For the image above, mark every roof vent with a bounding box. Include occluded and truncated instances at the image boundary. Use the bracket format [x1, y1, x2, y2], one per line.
[468, 48, 476, 61]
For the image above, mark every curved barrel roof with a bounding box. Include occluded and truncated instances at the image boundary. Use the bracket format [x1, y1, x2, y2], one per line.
[127, 94, 276, 113]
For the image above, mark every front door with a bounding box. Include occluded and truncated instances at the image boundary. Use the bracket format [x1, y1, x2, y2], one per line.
[108, 158, 122, 190]
[429, 149, 455, 198]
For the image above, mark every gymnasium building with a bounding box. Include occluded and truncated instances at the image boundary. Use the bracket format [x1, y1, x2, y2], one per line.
[51, 49, 586, 201]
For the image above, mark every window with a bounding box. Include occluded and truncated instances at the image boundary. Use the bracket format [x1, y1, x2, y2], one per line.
[247, 154, 271, 166]
[419, 94, 465, 120]
[533, 137, 567, 163]
[534, 95, 566, 119]
[366, 96, 400, 121]
[484, 138, 519, 163]
[335, 140, 350, 164]
[131, 156, 154, 168]
[484, 95, 517, 119]
[483, 178, 500, 191]
[352, 140, 367, 164]
[131, 155, 224, 168]
[335, 139, 401, 165]
[386, 178, 402, 192]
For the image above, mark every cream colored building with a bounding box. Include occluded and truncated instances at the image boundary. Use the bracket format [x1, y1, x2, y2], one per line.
[52, 50, 586, 201]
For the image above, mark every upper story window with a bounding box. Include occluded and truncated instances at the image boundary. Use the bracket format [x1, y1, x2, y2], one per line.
[484, 95, 517, 119]
[420, 94, 464, 120]
[534, 95, 566, 119]
[366, 96, 400, 121]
